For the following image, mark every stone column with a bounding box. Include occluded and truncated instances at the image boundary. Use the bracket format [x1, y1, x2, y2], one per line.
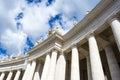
[0, 72, 5, 80]
[33, 63, 41, 80]
[55, 54, 66, 80]
[71, 45, 80, 80]
[88, 34, 105, 80]
[28, 60, 36, 80]
[39, 62, 43, 77]
[22, 62, 31, 80]
[86, 56, 92, 80]
[6, 71, 13, 80]
[41, 54, 50, 80]
[46, 50, 57, 80]
[105, 45, 120, 80]
[14, 70, 21, 80]
[109, 18, 120, 51]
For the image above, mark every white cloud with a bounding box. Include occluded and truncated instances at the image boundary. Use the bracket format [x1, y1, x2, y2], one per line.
[0, 0, 17, 35]
[0, 29, 27, 56]
[0, 0, 27, 57]
[0, 0, 100, 57]
[21, 5, 53, 40]
[19, 0, 82, 38]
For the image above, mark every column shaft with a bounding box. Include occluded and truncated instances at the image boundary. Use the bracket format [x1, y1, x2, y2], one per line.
[88, 35, 105, 80]
[39, 62, 43, 77]
[86, 56, 92, 80]
[55, 54, 66, 80]
[14, 70, 21, 80]
[110, 18, 120, 51]
[6, 71, 13, 80]
[0, 72, 5, 80]
[71, 45, 80, 80]
[105, 45, 120, 80]
[28, 60, 36, 80]
[41, 54, 50, 80]
[33, 63, 41, 80]
[22, 62, 31, 80]
[46, 50, 57, 80]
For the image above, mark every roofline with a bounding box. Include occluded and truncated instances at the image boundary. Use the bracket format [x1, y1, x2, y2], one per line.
[63, 0, 114, 41]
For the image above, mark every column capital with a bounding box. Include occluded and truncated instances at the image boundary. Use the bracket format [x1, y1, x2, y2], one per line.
[30, 59, 36, 63]
[86, 32, 95, 39]
[46, 52, 51, 55]
[17, 69, 21, 71]
[107, 15, 120, 24]
[39, 58, 44, 62]
[71, 43, 77, 49]
[104, 43, 111, 48]
[58, 49, 64, 55]
[59, 52, 65, 55]
[51, 49, 58, 53]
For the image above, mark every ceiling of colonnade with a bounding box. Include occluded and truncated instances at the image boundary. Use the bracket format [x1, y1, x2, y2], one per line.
[0, 0, 100, 59]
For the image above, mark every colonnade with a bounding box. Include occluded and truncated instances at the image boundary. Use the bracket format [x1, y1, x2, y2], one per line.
[0, 17, 120, 80]
[0, 70, 21, 80]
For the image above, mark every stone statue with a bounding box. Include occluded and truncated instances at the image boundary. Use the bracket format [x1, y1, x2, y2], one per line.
[35, 38, 43, 46]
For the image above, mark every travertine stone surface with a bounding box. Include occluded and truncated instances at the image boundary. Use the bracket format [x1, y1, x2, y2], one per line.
[86, 56, 92, 80]
[46, 50, 57, 80]
[33, 63, 41, 80]
[22, 62, 31, 80]
[41, 54, 50, 80]
[71, 45, 80, 80]
[110, 18, 120, 52]
[28, 60, 36, 80]
[88, 35, 105, 80]
[0, 72, 5, 80]
[55, 54, 66, 80]
[14, 70, 21, 80]
[105, 45, 120, 80]
[6, 71, 13, 80]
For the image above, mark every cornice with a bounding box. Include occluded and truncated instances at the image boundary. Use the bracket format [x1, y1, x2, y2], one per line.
[62, 0, 120, 52]
[63, 0, 114, 41]
[0, 63, 25, 72]
[27, 43, 63, 61]
[0, 56, 27, 65]
[0, 56, 27, 72]
[107, 14, 120, 24]
[27, 31, 63, 55]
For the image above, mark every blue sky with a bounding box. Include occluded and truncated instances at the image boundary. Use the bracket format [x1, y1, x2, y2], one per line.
[0, 0, 100, 59]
